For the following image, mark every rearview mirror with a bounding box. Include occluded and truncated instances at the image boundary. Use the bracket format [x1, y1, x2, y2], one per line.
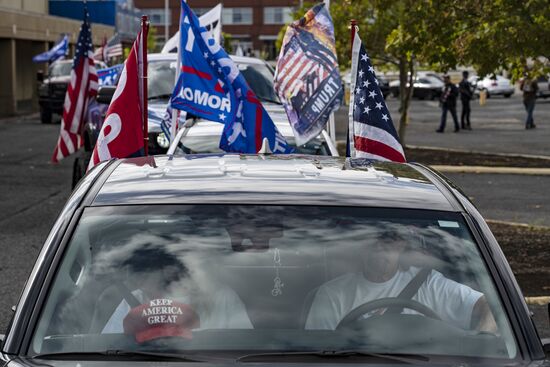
[96, 85, 116, 104]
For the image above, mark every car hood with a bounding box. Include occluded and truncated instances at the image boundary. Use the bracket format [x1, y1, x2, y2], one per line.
[149, 101, 290, 133]
[147, 99, 170, 133]
[44, 76, 71, 84]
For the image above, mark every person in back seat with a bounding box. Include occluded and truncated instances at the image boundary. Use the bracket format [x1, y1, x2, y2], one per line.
[305, 228, 497, 332]
[97, 244, 252, 341]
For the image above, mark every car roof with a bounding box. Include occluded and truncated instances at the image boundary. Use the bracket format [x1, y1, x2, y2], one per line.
[90, 154, 456, 211]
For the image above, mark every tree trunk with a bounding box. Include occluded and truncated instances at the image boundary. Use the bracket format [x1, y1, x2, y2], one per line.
[397, 56, 414, 146]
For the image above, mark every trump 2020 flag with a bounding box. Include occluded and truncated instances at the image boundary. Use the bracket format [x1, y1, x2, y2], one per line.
[88, 24, 148, 170]
[52, 11, 97, 163]
[274, 3, 343, 146]
[33, 35, 68, 63]
[170, 0, 293, 154]
[347, 32, 405, 162]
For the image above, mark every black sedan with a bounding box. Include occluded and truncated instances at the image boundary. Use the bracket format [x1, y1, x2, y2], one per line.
[1, 154, 548, 365]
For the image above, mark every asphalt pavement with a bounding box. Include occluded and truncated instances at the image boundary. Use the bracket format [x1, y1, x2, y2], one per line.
[335, 93, 550, 157]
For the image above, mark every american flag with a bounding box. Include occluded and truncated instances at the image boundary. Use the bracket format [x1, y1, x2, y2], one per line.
[347, 32, 405, 162]
[52, 9, 98, 163]
[105, 34, 123, 58]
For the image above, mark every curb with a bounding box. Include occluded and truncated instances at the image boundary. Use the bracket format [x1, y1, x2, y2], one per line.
[486, 219, 550, 230]
[406, 144, 550, 161]
[0, 112, 39, 124]
[430, 165, 550, 176]
[525, 296, 550, 306]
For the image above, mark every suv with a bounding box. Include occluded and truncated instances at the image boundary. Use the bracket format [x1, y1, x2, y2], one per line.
[536, 75, 550, 99]
[73, 54, 338, 187]
[37, 59, 107, 124]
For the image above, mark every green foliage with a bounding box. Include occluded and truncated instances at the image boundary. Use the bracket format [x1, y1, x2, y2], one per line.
[147, 25, 157, 53]
[282, 0, 549, 141]
[221, 32, 233, 54]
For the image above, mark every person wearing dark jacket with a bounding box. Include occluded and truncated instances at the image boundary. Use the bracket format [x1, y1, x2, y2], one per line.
[520, 76, 538, 129]
[458, 71, 473, 130]
[436, 75, 460, 133]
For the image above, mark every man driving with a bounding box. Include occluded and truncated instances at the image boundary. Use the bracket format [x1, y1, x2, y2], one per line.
[305, 227, 497, 332]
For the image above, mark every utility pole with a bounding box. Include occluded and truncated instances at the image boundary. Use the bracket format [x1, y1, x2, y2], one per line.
[165, 0, 169, 43]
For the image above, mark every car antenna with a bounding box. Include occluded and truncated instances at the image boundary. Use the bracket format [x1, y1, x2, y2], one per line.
[257, 138, 272, 155]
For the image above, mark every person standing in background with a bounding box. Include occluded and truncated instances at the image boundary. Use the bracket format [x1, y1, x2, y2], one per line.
[436, 75, 460, 133]
[458, 71, 473, 130]
[520, 75, 538, 129]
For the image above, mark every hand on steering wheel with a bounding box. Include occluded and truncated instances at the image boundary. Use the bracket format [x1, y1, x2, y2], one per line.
[336, 297, 441, 330]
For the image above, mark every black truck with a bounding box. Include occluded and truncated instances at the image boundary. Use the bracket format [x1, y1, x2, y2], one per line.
[37, 60, 106, 124]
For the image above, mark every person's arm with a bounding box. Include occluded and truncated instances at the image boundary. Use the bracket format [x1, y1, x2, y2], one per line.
[471, 296, 498, 333]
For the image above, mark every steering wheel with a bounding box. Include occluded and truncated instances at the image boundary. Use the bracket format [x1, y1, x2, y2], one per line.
[336, 297, 442, 330]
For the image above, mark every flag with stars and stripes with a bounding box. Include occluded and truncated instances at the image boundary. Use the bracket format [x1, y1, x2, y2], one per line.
[52, 8, 98, 163]
[274, 3, 343, 146]
[347, 32, 405, 162]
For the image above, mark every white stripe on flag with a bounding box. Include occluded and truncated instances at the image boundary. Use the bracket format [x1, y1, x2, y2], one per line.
[353, 122, 405, 156]
[60, 127, 75, 155]
[69, 60, 89, 134]
[70, 70, 76, 89]
[354, 150, 391, 161]
[278, 56, 307, 94]
[286, 61, 315, 97]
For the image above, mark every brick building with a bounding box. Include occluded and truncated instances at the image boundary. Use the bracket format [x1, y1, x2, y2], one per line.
[134, 0, 298, 59]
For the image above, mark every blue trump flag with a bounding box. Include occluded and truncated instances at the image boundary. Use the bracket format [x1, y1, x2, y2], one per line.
[33, 35, 69, 63]
[170, 1, 293, 154]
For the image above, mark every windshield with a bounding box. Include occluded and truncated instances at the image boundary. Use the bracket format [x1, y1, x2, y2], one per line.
[32, 205, 517, 360]
[148, 60, 177, 100]
[49, 62, 72, 77]
[146, 60, 278, 103]
[238, 62, 279, 103]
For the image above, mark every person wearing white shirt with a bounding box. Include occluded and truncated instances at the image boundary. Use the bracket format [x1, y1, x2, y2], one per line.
[305, 229, 497, 332]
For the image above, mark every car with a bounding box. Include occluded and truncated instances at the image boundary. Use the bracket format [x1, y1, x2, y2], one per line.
[37, 59, 107, 124]
[536, 75, 550, 98]
[168, 101, 338, 156]
[389, 74, 444, 100]
[73, 54, 338, 187]
[469, 75, 515, 98]
[2, 154, 549, 366]
[343, 70, 390, 99]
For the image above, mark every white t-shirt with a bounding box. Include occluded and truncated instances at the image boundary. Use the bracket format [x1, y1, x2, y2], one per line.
[102, 286, 253, 333]
[305, 267, 482, 330]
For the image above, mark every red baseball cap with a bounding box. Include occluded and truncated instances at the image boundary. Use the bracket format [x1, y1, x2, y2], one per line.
[123, 298, 200, 344]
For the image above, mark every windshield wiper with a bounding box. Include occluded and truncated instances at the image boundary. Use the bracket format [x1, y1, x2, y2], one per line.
[33, 350, 225, 362]
[148, 94, 173, 101]
[236, 350, 429, 364]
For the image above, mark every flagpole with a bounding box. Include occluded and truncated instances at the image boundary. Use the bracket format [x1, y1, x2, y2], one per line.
[324, 0, 336, 145]
[142, 15, 149, 156]
[346, 19, 357, 158]
[350, 19, 357, 53]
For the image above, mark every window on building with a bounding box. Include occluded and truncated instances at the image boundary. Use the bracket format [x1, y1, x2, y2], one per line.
[142, 8, 171, 26]
[263, 7, 293, 24]
[193, 8, 211, 17]
[222, 8, 253, 25]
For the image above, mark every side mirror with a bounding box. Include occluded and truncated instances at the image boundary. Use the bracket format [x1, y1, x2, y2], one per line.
[542, 338, 550, 356]
[36, 70, 44, 82]
[96, 85, 116, 104]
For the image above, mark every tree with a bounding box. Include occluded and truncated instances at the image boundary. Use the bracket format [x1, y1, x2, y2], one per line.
[283, 0, 550, 145]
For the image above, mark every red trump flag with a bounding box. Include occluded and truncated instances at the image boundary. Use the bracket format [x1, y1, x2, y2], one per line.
[88, 23, 148, 170]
